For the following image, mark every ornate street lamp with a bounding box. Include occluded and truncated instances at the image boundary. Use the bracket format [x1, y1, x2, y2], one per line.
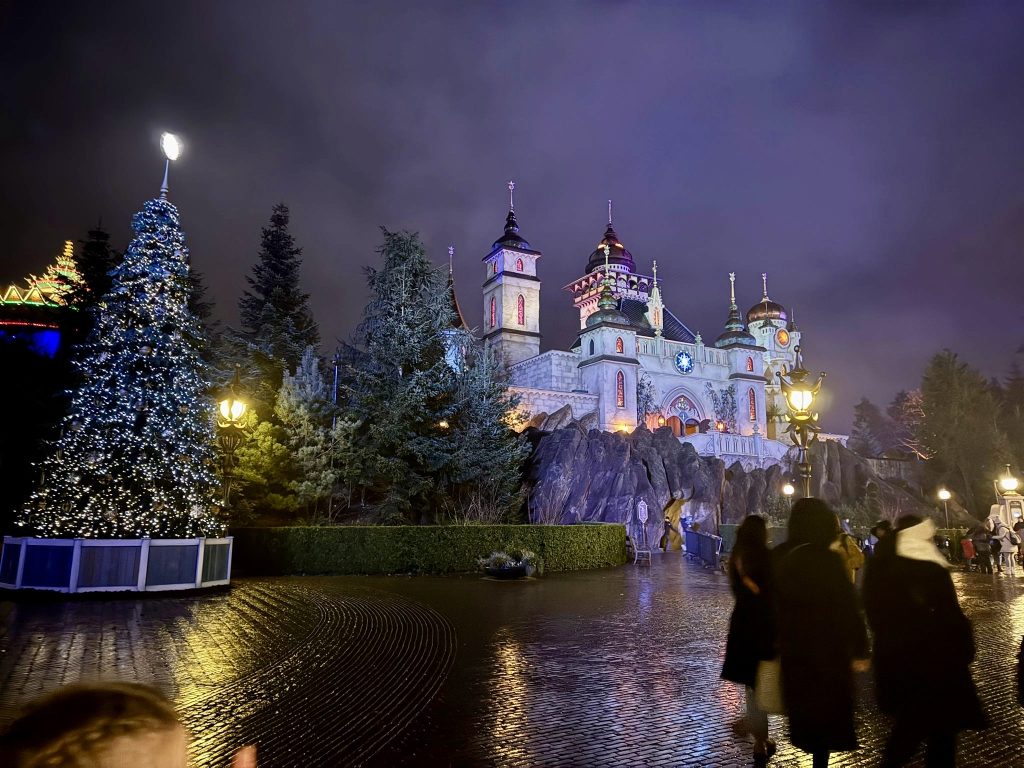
[937, 487, 951, 529]
[777, 345, 825, 498]
[216, 369, 249, 509]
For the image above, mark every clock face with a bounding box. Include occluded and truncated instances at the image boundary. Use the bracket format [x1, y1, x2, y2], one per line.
[776, 329, 790, 347]
[674, 351, 694, 374]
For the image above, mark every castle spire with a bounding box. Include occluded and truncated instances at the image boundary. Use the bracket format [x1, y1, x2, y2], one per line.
[448, 244, 454, 274]
[508, 180, 515, 212]
[652, 260, 659, 288]
[598, 244, 616, 311]
[729, 271, 737, 308]
[608, 199, 613, 225]
[762, 271, 769, 299]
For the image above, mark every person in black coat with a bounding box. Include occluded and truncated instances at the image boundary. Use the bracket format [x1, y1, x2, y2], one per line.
[863, 515, 987, 767]
[721, 514, 776, 764]
[774, 499, 869, 768]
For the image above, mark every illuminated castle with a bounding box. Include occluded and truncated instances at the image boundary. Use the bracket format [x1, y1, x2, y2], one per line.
[467, 184, 809, 468]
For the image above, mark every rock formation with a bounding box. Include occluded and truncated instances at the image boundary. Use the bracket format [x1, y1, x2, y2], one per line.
[526, 424, 961, 546]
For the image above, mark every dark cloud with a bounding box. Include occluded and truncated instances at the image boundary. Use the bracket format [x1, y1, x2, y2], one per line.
[3, 1, 1023, 430]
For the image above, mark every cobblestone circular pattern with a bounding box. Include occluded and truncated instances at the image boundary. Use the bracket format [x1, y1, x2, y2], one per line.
[0, 581, 456, 767]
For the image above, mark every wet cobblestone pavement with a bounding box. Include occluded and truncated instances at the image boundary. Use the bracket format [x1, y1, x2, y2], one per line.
[1, 554, 1023, 767]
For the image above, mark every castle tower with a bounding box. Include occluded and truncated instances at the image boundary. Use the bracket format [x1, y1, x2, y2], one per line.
[482, 181, 541, 367]
[578, 245, 639, 432]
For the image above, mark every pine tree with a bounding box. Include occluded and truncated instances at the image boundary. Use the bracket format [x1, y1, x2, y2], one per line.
[849, 397, 885, 457]
[72, 224, 119, 309]
[919, 350, 1011, 515]
[277, 346, 337, 518]
[444, 336, 529, 522]
[21, 196, 220, 538]
[237, 204, 319, 384]
[349, 229, 458, 521]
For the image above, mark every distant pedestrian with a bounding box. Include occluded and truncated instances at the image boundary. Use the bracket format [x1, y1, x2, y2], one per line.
[992, 520, 1018, 576]
[864, 519, 893, 556]
[833, 514, 865, 583]
[721, 514, 777, 766]
[970, 527, 994, 574]
[774, 499, 869, 768]
[863, 515, 987, 767]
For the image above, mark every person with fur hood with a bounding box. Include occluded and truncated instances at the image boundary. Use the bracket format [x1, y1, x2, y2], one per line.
[863, 515, 988, 767]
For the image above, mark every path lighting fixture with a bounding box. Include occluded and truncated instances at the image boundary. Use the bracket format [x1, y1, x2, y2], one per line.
[216, 369, 249, 509]
[777, 345, 825, 498]
[999, 464, 1018, 493]
[159, 132, 181, 198]
[937, 487, 951, 528]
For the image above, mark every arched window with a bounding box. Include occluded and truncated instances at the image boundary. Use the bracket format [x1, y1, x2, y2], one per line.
[615, 337, 624, 354]
[515, 258, 524, 272]
[517, 294, 525, 325]
[748, 389, 757, 421]
[746, 356, 754, 372]
[588, 339, 595, 356]
[616, 371, 625, 408]
[489, 296, 496, 329]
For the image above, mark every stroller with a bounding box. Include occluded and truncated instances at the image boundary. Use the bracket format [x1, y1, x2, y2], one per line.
[960, 537, 978, 572]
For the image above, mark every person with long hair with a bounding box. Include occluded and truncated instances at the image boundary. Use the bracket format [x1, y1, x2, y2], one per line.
[863, 515, 987, 767]
[722, 514, 777, 765]
[774, 498, 869, 768]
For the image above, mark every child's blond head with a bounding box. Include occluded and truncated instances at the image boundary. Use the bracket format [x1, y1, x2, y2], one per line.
[0, 682, 186, 768]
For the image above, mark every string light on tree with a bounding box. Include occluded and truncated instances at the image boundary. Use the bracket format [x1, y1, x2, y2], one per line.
[21, 133, 220, 538]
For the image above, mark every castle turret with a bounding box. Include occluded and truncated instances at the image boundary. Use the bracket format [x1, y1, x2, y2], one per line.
[482, 181, 542, 368]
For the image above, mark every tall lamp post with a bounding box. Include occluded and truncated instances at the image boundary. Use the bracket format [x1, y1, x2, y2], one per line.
[937, 487, 951, 529]
[777, 346, 825, 498]
[216, 370, 248, 510]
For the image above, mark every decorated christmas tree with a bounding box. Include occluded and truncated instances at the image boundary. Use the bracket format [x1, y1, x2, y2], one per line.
[23, 193, 220, 538]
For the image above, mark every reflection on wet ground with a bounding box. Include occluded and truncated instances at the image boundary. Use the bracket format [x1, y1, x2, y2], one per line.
[1, 554, 1022, 766]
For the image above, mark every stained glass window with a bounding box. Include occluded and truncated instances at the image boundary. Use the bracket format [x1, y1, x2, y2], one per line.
[517, 294, 525, 325]
[489, 296, 496, 328]
[748, 389, 757, 421]
[616, 371, 625, 408]
[516, 258, 524, 272]
[746, 356, 754, 372]
[615, 337, 624, 354]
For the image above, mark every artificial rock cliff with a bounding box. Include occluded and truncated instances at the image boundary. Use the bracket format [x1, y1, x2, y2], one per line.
[525, 423, 951, 545]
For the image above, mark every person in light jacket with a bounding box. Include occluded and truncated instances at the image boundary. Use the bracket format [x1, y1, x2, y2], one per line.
[992, 519, 1018, 576]
[863, 515, 987, 766]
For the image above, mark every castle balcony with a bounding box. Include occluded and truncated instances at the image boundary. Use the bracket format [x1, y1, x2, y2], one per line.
[682, 430, 790, 470]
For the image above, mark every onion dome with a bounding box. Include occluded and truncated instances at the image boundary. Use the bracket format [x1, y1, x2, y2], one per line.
[492, 208, 531, 251]
[715, 272, 756, 348]
[746, 272, 787, 325]
[585, 202, 635, 274]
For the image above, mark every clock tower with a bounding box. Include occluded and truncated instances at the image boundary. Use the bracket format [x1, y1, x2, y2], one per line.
[482, 182, 542, 368]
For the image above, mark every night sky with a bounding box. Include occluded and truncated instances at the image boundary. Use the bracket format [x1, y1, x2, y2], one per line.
[3, 2, 1024, 431]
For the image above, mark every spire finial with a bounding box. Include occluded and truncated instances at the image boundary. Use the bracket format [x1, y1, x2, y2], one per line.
[508, 180, 515, 212]
[608, 199, 613, 225]
[448, 245, 454, 274]
[603, 243, 611, 273]
[762, 272, 769, 299]
[729, 272, 736, 306]
[652, 260, 658, 287]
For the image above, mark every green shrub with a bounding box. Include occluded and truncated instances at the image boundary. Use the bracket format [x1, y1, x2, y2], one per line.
[230, 523, 627, 576]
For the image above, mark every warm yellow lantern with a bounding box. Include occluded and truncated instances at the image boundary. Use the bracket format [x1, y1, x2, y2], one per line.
[782, 483, 795, 497]
[219, 395, 247, 424]
[937, 488, 952, 502]
[999, 464, 1018, 492]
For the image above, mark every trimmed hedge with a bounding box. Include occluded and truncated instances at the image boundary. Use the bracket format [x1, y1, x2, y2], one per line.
[230, 523, 628, 576]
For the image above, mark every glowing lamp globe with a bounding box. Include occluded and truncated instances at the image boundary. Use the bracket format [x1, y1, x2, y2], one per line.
[161, 132, 181, 161]
[785, 386, 815, 414]
[1000, 474, 1019, 492]
[937, 488, 952, 502]
[782, 483, 795, 497]
[218, 395, 246, 425]
[438, 420, 450, 429]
